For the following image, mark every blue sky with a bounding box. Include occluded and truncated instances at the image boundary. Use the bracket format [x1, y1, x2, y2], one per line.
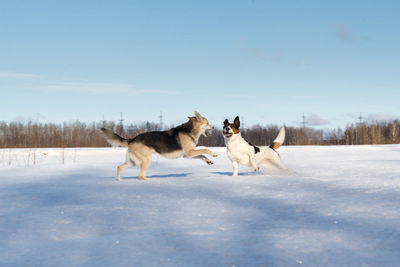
[1, 0, 399, 129]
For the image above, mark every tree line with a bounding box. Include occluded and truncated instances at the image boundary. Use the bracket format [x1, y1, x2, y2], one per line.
[0, 120, 399, 148]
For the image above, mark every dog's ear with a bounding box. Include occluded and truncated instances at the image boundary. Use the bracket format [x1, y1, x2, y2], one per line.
[194, 111, 202, 121]
[234, 116, 240, 128]
[223, 119, 229, 126]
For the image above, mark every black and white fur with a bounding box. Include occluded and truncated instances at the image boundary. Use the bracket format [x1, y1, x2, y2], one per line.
[223, 116, 291, 176]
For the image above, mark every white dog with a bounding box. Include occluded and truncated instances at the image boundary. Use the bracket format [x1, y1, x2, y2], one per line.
[222, 116, 291, 176]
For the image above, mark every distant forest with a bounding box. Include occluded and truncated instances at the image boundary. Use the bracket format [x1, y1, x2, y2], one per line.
[0, 119, 399, 148]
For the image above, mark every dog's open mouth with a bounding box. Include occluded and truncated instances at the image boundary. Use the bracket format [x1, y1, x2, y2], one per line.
[224, 132, 233, 138]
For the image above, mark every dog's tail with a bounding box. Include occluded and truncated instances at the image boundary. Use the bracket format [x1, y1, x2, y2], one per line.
[270, 127, 285, 150]
[101, 128, 129, 147]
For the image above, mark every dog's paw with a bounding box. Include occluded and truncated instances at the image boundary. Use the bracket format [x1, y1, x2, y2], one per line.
[211, 153, 218, 157]
[254, 167, 260, 172]
[206, 160, 214, 165]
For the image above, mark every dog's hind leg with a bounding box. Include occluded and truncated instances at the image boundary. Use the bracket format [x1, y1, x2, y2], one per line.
[132, 148, 151, 181]
[138, 154, 151, 180]
[269, 153, 293, 174]
[128, 143, 152, 181]
[272, 160, 294, 175]
[248, 154, 259, 172]
[261, 159, 292, 175]
[117, 162, 133, 181]
[116, 150, 136, 181]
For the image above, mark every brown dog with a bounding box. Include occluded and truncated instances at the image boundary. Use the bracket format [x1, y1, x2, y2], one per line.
[101, 111, 217, 181]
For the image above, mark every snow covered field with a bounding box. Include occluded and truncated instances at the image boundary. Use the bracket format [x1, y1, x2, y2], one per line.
[1, 145, 400, 266]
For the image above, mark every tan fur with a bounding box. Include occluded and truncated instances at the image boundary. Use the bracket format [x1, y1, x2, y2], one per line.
[231, 126, 240, 134]
[179, 132, 217, 158]
[127, 143, 153, 181]
[271, 142, 282, 150]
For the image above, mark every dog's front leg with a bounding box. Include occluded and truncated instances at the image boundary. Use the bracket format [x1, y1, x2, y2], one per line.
[191, 155, 214, 165]
[185, 148, 218, 159]
[232, 161, 238, 176]
[199, 148, 218, 157]
[180, 134, 218, 157]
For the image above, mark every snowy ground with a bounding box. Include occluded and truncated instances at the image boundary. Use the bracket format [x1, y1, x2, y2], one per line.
[1, 145, 400, 266]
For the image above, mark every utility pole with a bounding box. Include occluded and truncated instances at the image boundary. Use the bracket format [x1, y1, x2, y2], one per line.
[159, 111, 163, 130]
[301, 113, 308, 145]
[118, 112, 124, 135]
[357, 112, 364, 125]
[302, 113, 307, 128]
[101, 114, 106, 127]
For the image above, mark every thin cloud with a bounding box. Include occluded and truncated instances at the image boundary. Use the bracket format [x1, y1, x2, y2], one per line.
[251, 47, 284, 63]
[307, 113, 331, 126]
[335, 25, 371, 43]
[229, 94, 258, 99]
[14, 113, 46, 123]
[290, 95, 327, 100]
[294, 113, 331, 127]
[238, 37, 284, 63]
[346, 112, 398, 123]
[0, 72, 40, 79]
[366, 112, 398, 122]
[238, 37, 309, 66]
[44, 83, 178, 95]
[336, 26, 356, 43]
[45, 83, 132, 94]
